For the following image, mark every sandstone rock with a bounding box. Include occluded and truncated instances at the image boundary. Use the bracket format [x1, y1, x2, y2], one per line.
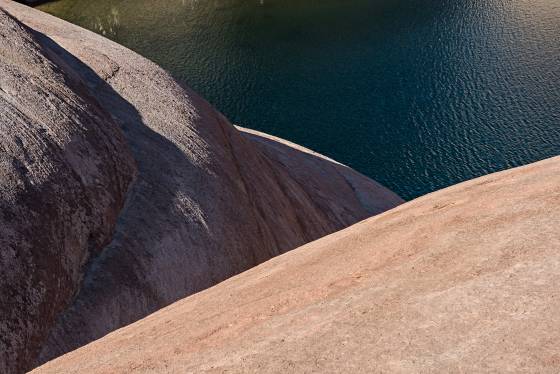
[0, 2, 402, 372]
[29, 157, 560, 373]
[0, 9, 136, 374]
[31, 156, 560, 373]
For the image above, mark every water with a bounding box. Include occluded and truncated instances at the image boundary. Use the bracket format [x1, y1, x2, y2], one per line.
[38, 0, 560, 200]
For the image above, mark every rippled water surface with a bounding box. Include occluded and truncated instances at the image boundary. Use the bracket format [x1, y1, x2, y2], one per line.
[39, 0, 560, 199]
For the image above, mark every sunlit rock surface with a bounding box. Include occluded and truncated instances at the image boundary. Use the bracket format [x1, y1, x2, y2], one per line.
[32, 156, 560, 374]
[0, 2, 402, 372]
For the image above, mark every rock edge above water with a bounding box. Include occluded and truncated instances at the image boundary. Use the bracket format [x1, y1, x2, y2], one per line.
[0, 2, 402, 372]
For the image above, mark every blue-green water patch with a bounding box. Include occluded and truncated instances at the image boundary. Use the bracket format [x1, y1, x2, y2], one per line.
[38, 0, 560, 199]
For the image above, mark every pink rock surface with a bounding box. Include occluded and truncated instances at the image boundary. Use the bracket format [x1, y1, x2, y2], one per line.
[32, 156, 560, 373]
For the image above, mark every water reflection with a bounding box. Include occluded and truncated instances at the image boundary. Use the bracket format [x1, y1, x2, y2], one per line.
[92, 6, 120, 37]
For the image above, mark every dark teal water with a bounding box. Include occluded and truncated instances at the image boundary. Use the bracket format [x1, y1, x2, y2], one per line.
[39, 0, 560, 199]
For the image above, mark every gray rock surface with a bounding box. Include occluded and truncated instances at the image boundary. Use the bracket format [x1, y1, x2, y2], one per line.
[0, 2, 402, 372]
[0, 9, 136, 374]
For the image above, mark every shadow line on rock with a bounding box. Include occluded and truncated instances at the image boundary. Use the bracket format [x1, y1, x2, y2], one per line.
[27, 28, 216, 368]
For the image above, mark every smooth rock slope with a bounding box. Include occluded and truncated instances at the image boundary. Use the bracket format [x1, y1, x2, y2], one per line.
[0, 1, 402, 372]
[32, 156, 560, 373]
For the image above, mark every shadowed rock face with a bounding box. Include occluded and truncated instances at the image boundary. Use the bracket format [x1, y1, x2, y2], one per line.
[0, 9, 136, 374]
[0, 2, 402, 372]
[31, 156, 560, 374]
